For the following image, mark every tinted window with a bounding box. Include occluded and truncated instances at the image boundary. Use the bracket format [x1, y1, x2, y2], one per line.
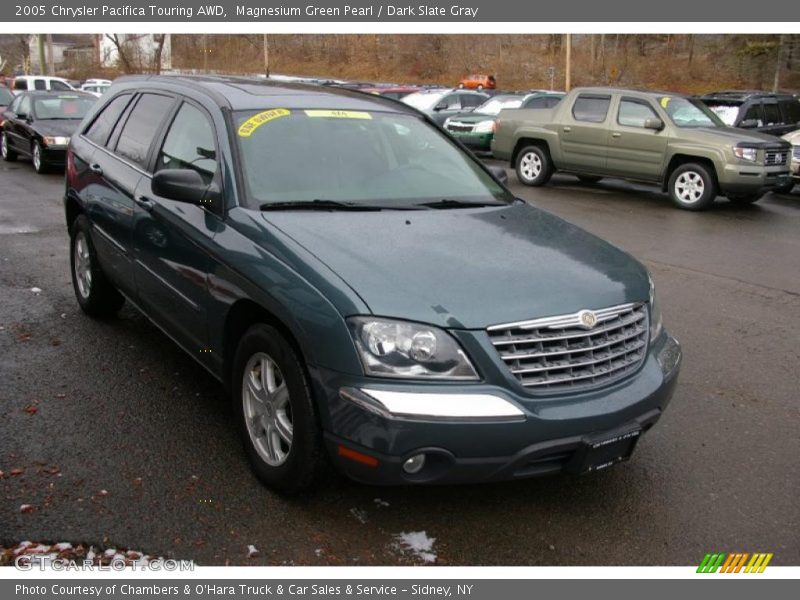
[780, 99, 800, 124]
[763, 102, 781, 125]
[156, 103, 217, 182]
[33, 79, 47, 91]
[51, 80, 71, 91]
[13, 79, 27, 91]
[114, 94, 174, 168]
[460, 94, 485, 109]
[84, 94, 132, 147]
[572, 95, 610, 123]
[18, 96, 32, 117]
[743, 103, 764, 126]
[618, 99, 659, 128]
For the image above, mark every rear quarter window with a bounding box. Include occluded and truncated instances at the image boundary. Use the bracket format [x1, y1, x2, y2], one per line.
[84, 94, 133, 147]
[113, 93, 175, 168]
[572, 95, 611, 123]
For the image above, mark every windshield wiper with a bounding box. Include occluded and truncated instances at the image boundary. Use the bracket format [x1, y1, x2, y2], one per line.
[260, 199, 385, 211]
[415, 198, 506, 209]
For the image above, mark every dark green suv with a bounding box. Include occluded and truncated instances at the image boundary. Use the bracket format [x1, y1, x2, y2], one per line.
[65, 76, 681, 492]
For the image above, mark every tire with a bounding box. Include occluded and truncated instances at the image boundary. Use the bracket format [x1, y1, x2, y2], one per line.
[772, 181, 795, 195]
[233, 324, 326, 494]
[576, 174, 603, 184]
[515, 145, 553, 186]
[667, 162, 718, 210]
[32, 140, 48, 174]
[69, 215, 125, 317]
[1, 131, 17, 161]
[727, 193, 763, 206]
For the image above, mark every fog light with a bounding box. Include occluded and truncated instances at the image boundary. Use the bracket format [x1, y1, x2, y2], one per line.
[403, 453, 426, 474]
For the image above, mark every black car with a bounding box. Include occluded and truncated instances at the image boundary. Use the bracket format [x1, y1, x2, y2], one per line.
[698, 91, 800, 136]
[1, 91, 96, 173]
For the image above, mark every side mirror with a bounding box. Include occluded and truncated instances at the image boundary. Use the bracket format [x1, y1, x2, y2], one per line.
[644, 117, 664, 131]
[488, 164, 509, 185]
[739, 119, 759, 129]
[152, 169, 219, 209]
[433, 102, 448, 112]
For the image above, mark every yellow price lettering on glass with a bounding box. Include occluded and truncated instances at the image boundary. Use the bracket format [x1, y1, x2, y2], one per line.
[660, 97, 671, 108]
[304, 110, 372, 120]
[238, 109, 291, 137]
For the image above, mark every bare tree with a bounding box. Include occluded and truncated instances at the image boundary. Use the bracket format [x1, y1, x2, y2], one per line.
[104, 34, 134, 73]
[151, 34, 167, 74]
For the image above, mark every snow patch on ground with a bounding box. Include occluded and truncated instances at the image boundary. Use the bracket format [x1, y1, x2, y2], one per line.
[394, 531, 437, 564]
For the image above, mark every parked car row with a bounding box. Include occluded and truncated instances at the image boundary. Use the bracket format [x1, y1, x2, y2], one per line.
[491, 87, 799, 210]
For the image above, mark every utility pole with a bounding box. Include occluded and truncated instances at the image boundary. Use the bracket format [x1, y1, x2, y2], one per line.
[565, 33, 572, 92]
[772, 34, 786, 92]
[263, 34, 270, 77]
[202, 34, 208, 72]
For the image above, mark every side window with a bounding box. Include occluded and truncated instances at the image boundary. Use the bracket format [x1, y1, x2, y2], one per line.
[763, 102, 781, 125]
[442, 94, 461, 110]
[743, 103, 764, 126]
[18, 96, 32, 117]
[546, 97, 563, 108]
[617, 99, 659, 128]
[13, 79, 27, 91]
[523, 97, 548, 109]
[572, 95, 611, 123]
[460, 94, 484, 109]
[51, 80, 71, 91]
[780, 100, 800, 124]
[8, 96, 21, 113]
[84, 94, 133, 147]
[113, 94, 175, 169]
[156, 102, 218, 183]
[33, 79, 47, 91]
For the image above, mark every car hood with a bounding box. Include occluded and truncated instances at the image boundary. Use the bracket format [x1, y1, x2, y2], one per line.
[782, 129, 800, 144]
[32, 119, 82, 137]
[447, 112, 496, 124]
[680, 126, 791, 147]
[262, 203, 650, 329]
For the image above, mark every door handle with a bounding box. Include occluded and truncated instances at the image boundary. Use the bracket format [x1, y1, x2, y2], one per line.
[563, 126, 572, 133]
[611, 132, 622, 138]
[134, 195, 155, 211]
[89, 163, 103, 175]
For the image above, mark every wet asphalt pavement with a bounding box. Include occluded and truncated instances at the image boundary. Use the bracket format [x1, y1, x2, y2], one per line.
[1, 157, 799, 566]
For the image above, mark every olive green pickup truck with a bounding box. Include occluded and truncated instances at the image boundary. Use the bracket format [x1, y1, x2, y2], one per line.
[492, 87, 793, 210]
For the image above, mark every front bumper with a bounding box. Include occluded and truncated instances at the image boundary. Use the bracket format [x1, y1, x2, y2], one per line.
[41, 145, 67, 165]
[447, 130, 493, 151]
[310, 333, 682, 485]
[719, 162, 791, 194]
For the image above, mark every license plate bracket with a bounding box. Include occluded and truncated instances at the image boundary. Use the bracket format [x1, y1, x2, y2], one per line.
[571, 427, 642, 474]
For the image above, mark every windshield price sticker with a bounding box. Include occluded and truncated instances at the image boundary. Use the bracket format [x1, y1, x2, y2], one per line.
[238, 109, 291, 137]
[304, 110, 373, 120]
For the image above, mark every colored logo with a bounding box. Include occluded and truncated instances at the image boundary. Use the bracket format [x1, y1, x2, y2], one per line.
[697, 552, 773, 573]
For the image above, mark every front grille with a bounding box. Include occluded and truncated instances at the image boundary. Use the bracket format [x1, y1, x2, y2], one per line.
[446, 122, 474, 133]
[487, 303, 649, 393]
[764, 150, 788, 166]
[793, 146, 800, 160]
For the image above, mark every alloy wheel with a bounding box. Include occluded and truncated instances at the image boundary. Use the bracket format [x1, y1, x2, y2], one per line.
[73, 231, 92, 299]
[674, 171, 705, 204]
[520, 151, 542, 181]
[242, 352, 293, 466]
[32, 143, 41, 172]
[1, 134, 7, 159]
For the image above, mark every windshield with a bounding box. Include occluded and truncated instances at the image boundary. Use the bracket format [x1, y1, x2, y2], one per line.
[234, 108, 511, 208]
[402, 92, 446, 111]
[660, 96, 723, 128]
[0, 87, 13, 105]
[32, 95, 94, 120]
[701, 101, 741, 126]
[474, 96, 523, 115]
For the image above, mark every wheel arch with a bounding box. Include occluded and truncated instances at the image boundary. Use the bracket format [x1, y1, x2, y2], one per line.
[511, 137, 552, 166]
[662, 154, 719, 192]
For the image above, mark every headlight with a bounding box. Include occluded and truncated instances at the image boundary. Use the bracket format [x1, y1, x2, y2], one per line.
[649, 276, 663, 342]
[43, 136, 70, 147]
[474, 120, 496, 133]
[733, 146, 758, 162]
[348, 317, 479, 380]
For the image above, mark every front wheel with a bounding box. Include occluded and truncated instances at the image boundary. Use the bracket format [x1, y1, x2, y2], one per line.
[515, 145, 553, 186]
[70, 215, 125, 317]
[233, 324, 326, 494]
[668, 163, 718, 210]
[32, 141, 48, 174]
[1, 132, 17, 161]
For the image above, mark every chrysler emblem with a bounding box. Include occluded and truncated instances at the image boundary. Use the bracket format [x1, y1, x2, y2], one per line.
[578, 309, 598, 329]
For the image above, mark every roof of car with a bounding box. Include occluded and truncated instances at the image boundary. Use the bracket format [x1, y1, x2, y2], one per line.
[570, 87, 685, 98]
[15, 90, 95, 98]
[111, 74, 424, 114]
[699, 90, 797, 101]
